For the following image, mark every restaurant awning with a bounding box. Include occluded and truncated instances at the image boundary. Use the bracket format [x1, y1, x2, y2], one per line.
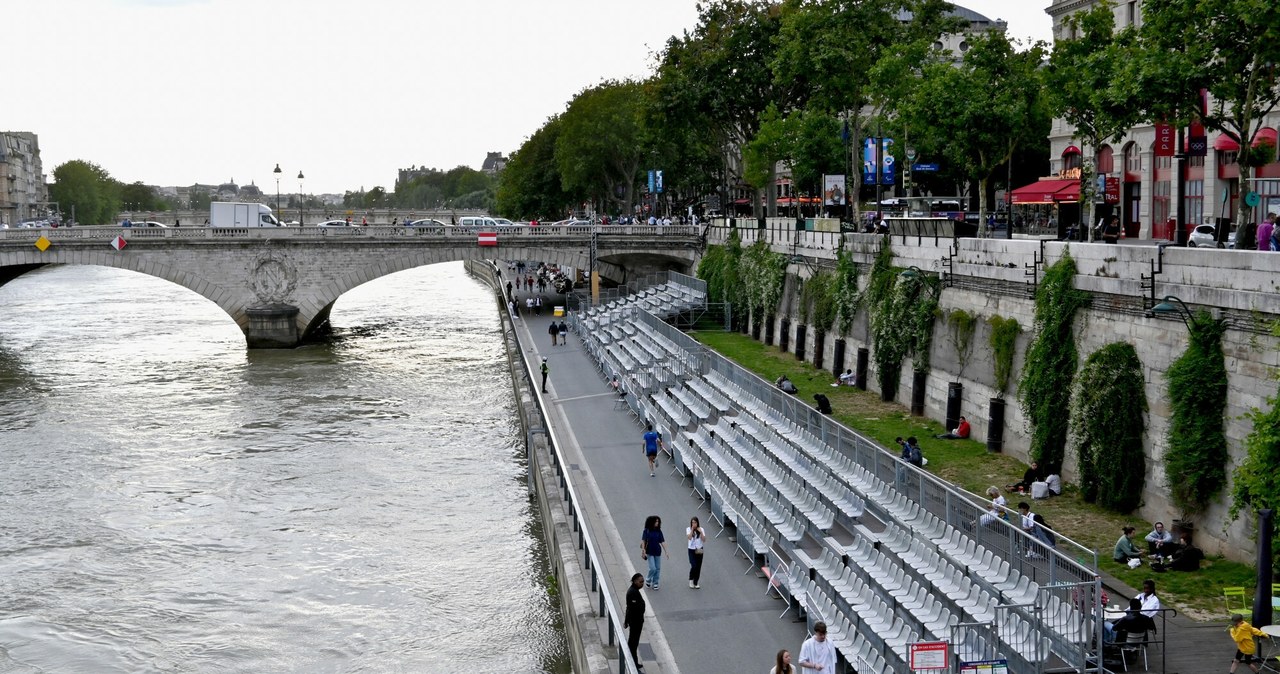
[1010, 179, 1078, 205]
[1213, 128, 1276, 152]
[1052, 180, 1081, 202]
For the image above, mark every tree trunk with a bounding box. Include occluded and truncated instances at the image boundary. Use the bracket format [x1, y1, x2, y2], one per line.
[1237, 163, 1255, 249]
[978, 176, 989, 237]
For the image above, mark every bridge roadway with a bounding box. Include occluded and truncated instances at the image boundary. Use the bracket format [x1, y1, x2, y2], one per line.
[0, 225, 701, 348]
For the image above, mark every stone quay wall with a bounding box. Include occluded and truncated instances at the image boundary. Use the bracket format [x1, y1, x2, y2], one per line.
[711, 223, 1280, 562]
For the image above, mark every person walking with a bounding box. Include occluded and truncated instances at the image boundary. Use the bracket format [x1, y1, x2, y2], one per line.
[640, 515, 668, 590]
[687, 516, 706, 589]
[540, 357, 549, 393]
[548, 321, 559, 347]
[1229, 613, 1270, 673]
[557, 320, 568, 345]
[642, 424, 664, 477]
[798, 621, 836, 673]
[624, 573, 647, 670]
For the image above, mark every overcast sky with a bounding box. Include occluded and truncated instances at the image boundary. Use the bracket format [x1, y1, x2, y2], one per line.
[8, 0, 1053, 195]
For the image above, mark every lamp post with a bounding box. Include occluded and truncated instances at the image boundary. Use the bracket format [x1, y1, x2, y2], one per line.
[297, 171, 305, 226]
[273, 163, 282, 219]
[1150, 295, 1194, 327]
[905, 147, 917, 199]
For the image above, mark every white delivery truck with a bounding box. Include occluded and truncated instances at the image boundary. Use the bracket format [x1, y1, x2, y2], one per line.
[209, 202, 281, 227]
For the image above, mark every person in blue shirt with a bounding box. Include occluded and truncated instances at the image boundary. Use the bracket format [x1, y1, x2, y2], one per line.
[640, 515, 668, 590]
[642, 424, 664, 477]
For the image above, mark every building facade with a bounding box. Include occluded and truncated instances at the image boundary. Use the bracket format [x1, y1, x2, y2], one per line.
[1045, 0, 1280, 240]
[0, 132, 47, 226]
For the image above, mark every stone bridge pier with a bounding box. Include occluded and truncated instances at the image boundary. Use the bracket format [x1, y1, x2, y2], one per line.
[0, 227, 702, 348]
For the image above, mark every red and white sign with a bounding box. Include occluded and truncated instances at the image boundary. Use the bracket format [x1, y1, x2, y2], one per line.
[110, 236, 128, 251]
[909, 641, 949, 670]
[477, 232, 498, 247]
[1154, 123, 1176, 157]
[1104, 176, 1121, 204]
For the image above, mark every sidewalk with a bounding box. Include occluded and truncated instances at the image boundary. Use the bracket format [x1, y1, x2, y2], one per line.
[510, 296, 809, 674]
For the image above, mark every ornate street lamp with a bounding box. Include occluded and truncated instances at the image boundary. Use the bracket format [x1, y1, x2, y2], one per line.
[1150, 295, 1193, 327]
[273, 163, 282, 218]
[297, 171, 305, 225]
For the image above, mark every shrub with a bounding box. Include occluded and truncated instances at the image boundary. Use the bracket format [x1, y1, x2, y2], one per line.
[1070, 342, 1148, 512]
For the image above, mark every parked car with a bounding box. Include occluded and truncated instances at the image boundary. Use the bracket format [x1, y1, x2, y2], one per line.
[1187, 224, 1236, 248]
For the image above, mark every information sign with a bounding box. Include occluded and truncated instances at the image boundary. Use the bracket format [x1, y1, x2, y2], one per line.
[909, 641, 949, 670]
[958, 659, 1009, 674]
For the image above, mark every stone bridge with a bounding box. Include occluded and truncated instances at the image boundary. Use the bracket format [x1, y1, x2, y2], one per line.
[0, 225, 702, 347]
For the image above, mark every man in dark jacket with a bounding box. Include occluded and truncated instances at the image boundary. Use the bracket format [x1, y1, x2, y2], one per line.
[624, 573, 646, 669]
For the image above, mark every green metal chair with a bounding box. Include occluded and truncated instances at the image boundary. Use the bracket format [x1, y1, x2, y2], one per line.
[1224, 586, 1248, 614]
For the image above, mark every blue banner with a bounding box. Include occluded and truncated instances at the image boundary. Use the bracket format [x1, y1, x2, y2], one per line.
[863, 138, 895, 185]
[647, 170, 656, 194]
[655, 170, 664, 194]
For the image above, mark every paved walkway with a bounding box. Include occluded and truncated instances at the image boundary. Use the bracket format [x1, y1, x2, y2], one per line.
[501, 272, 1244, 674]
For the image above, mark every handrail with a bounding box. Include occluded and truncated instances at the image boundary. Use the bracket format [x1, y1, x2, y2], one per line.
[0, 224, 701, 242]
[472, 259, 641, 674]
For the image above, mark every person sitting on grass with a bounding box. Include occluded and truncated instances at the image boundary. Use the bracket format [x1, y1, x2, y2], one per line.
[775, 375, 798, 395]
[832, 369, 855, 387]
[935, 415, 971, 440]
[812, 393, 832, 414]
[1007, 461, 1042, 494]
[1145, 522, 1175, 556]
[1151, 533, 1202, 572]
[1114, 526, 1143, 563]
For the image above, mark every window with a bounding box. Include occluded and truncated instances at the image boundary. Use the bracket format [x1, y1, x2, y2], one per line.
[1183, 179, 1204, 225]
[1097, 146, 1115, 174]
[1153, 180, 1171, 227]
[1125, 145, 1142, 173]
[1127, 1, 1138, 27]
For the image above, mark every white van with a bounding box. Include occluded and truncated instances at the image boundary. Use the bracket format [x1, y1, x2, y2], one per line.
[458, 216, 499, 229]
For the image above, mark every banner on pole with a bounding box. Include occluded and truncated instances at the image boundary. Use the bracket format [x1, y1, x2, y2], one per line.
[823, 175, 846, 205]
[1154, 123, 1176, 157]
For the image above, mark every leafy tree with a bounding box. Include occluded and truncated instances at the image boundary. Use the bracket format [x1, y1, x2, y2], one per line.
[1131, 0, 1280, 246]
[900, 30, 1050, 233]
[1045, 3, 1143, 239]
[554, 80, 646, 213]
[49, 160, 120, 225]
[497, 117, 570, 220]
[120, 181, 162, 212]
[1070, 342, 1148, 512]
[188, 187, 211, 211]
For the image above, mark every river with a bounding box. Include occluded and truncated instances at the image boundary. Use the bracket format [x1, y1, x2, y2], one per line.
[0, 262, 570, 673]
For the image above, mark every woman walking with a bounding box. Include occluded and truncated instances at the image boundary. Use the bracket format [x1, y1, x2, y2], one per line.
[687, 516, 706, 589]
[769, 649, 793, 674]
[640, 515, 668, 590]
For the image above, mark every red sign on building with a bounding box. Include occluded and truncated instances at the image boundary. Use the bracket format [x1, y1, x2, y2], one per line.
[1105, 177, 1120, 204]
[1154, 123, 1176, 157]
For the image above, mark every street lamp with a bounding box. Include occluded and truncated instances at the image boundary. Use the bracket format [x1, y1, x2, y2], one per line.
[297, 171, 305, 225]
[1150, 295, 1194, 326]
[899, 265, 942, 297]
[273, 163, 282, 218]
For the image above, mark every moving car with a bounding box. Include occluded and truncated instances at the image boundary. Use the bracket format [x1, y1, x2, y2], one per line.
[137, 221, 170, 228]
[407, 218, 448, 227]
[315, 220, 352, 227]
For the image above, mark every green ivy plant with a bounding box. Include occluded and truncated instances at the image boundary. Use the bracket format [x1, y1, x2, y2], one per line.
[1018, 252, 1089, 468]
[1070, 342, 1148, 512]
[740, 240, 788, 321]
[1232, 385, 1280, 573]
[799, 268, 839, 332]
[988, 315, 1021, 397]
[1163, 311, 1229, 518]
[834, 246, 861, 336]
[868, 238, 940, 399]
[697, 231, 745, 330]
[946, 309, 978, 379]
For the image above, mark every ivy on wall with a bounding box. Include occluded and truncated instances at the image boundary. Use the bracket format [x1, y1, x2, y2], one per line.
[1232, 384, 1280, 567]
[1018, 252, 1089, 469]
[946, 309, 978, 380]
[1164, 311, 1229, 518]
[988, 315, 1021, 397]
[799, 268, 839, 332]
[868, 237, 940, 399]
[697, 230, 742, 306]
[834, 247, 861, 336]
[741, 240, 788, 320]
[1070, 342, 1148, 513]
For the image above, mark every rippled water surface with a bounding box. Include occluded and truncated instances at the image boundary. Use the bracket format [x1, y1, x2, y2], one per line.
[0, 262, 569, 673]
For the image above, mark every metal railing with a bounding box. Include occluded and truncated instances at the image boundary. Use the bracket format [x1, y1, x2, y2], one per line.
[0, 223, 701, 243]
[471, 259, 642, 674]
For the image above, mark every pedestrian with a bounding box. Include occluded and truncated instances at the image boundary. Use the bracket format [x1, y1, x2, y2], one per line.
[526, 297, 534, 314]
[557, 320, 568, 345]
[506, 280, 513, 297]
[548, 321, 559, 347]
[540, 357, 549, 393]
[624, 573, 646, 670]
[642, 423, 664, 477]
[906, 436, 924, 467]
[770, 649, 794, 674]
[535, 296, 542, 316]
[798, 621, 836, 673]
[507, 299, 516, 319]
[686, 516, 705, 589]
[640, 515, 668, 590]
[1229, 613, 1270, 673]
[1102, 216, 1121, 244]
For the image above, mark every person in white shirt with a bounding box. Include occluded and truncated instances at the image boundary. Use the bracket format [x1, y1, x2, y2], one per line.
[1110, 579, 1160, 641]
[686, 516, 706, 588]
[799, 621, 836, 672]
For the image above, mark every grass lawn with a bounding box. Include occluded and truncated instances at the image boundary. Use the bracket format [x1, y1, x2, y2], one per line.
[690, 328, 1256, 620]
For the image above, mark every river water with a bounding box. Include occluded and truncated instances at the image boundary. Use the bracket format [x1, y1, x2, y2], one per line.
[0, 262, 569, 673]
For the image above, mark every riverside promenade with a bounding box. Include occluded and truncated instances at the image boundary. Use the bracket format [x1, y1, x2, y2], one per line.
[502, 273, 1241, 674]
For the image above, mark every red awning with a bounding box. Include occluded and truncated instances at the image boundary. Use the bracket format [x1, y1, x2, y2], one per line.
[1214, 134, 1240, 152]
[1010, 179, 1078, 205]
[1256, 127, 1277, 147]
[1052, 181, 1081, 202]
[1062, 145, 1082, 156]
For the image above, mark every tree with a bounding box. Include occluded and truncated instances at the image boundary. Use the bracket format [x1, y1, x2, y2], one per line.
[1070, 342, 1148, 512]
[554, 80, 646, 213]
[1163, 312, 1229, 517]
[1131, 0, 1280, 247]
[497, 117, 571, 220]
[1045, 2, 1143, 240]
[120, 181, 162, 212]
[49, 160, 120, 225]
[901, 31, 1050, 233]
